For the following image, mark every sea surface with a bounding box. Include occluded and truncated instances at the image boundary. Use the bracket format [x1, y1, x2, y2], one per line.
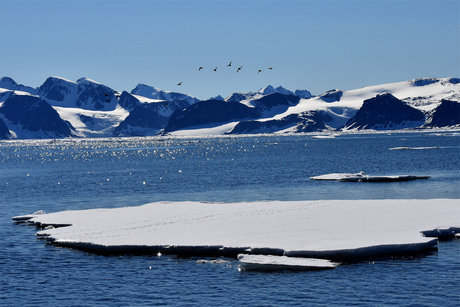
[1, 132, 459, 306]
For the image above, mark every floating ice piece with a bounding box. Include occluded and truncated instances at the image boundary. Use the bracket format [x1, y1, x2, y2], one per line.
[311, 134, 337, 139]
[237, 254, 338, 271]
[196, 259, 231, 264]
[12, 199, 459, 261]
[389, 146, 440, 150]
[310, 172, 430, 182]
[421, 227, 460, 240]
[11, 210, 46, 222]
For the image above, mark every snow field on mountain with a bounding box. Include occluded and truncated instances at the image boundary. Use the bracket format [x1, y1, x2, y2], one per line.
[273, 79, 460, 127]
[168, 122, 239, 136]
[54, 106, 129, 137]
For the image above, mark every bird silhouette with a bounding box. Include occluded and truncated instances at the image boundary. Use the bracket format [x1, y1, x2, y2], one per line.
[214, 67, 218, 71]
[237, 66, 243, 72]
[177, 82, 182, 86]
[268, 67, 274, 70]
[198, 67, 203, 71]
[227, 61, 232, 67]
[257, 69, 262, 74]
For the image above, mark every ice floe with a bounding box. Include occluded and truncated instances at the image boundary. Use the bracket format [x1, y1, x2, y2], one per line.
[237, 254, 338, 271]
[11, 210, 46, 222]
[12, 199, 459, 262]
[388, 146, 440, 150]
[311, 134, 337, 139]
[310, 172, 430, 182]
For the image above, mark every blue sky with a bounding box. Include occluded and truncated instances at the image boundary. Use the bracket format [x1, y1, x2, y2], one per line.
[1, 0, 459, 99]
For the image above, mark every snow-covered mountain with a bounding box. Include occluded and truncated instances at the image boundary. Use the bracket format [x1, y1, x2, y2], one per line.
[114, 91, 193, 136]
[0, 77, 36, 94]
[343, 93, 425, 130]
[163, 78, 460, 135]
[0, 93, 74, 139]
[224, 85, 312, 105]
[0, 76, 459, 139]
[37, 76, 119, 111]
[258, 85, 313, 99]
[131, 84, 199, 105]
[424, 99, 460, 128]
[0, 76, 200, 138]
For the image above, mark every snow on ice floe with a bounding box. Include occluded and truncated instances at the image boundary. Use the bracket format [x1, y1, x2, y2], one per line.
[310, 172, 430, 182]
[12, 199, 459, 262]
[11, 210, 46, 222]
[237, 254, 338, 271]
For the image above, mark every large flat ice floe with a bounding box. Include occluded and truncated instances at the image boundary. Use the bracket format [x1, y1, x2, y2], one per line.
[13, 199, 459, 262]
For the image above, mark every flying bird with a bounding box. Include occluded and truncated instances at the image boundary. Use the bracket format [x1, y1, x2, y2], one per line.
[227, 61, 232, 67]
[237, 66, 243, 72]
[177, 82, 182, 86]
[257, 69, 263, 74]
[214, 67, 218, 71]
[198, 66, 203, 71]
[268, 67, 274, 70]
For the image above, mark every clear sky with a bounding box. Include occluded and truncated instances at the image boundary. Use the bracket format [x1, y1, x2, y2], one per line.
[1, 0, 459, 100]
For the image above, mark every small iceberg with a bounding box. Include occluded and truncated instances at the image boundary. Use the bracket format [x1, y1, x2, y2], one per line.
[310, 172, 430, 182]
[312, 134, 337, 139]
[238, 254, 339, 271]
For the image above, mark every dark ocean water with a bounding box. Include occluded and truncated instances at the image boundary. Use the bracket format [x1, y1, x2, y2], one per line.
[1, 132, 459, 306]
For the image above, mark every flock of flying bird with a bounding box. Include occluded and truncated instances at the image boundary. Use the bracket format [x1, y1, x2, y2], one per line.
[177, 61, 274, 86]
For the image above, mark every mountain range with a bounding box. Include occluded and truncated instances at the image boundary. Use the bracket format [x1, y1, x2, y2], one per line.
[0, 76, 459, 139]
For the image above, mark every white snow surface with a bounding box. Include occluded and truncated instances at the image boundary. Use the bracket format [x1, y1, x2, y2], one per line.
[21, 199, 460, 255]
[238, 254, 338, 270]
[310, 173, 368, 181]
[272, 78, 460, 128]
[54, 105, 129, 137]
[168, 122, 239, 136]
[131, 94, 164, 104]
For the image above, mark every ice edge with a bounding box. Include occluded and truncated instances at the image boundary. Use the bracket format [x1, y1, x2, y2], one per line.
[12, 217, 457, 262]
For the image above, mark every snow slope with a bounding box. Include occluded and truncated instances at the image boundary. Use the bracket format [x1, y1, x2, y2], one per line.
[54, 106, 129, 137]
[272, 78, 460, 130]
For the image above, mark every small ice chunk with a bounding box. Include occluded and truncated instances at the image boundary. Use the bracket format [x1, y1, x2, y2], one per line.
[310, 172, 430, 182]
[388, 147, 440, 150]
[11, 210, 46, 222]
[310, 172, 365, 181]
[196, 259, 230, 264]
[237, 254, 338, 271]
[312, 135, 336, 139]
